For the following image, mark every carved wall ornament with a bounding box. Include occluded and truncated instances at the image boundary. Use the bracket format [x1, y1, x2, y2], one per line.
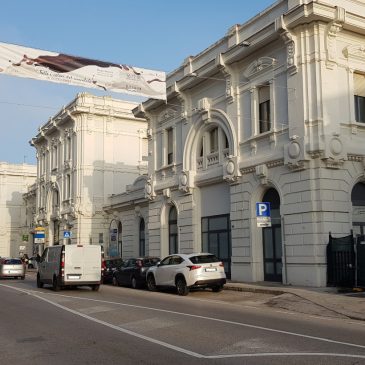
[275, 15, 297, 75]
[158, 108, 177, 124]
[244, 57, 277, 79]
[223, 156, 241, 183]
[343, 44, 365, 62]
[176, 94, 188, 123]
[196, 98, 211, 124]
[284, 137, 308, 171]
[144, 176, 156, 200]
[179, 170, 195, 194]
[321, 135, 347, 169]
[326, 7, 346, 69]
[255, 164, 269, 186]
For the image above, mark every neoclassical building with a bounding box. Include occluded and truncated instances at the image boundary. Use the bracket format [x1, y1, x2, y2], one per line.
[0, 162, 36, 257]
[30, 93, 148, 256]
[106, 0, 365, 286]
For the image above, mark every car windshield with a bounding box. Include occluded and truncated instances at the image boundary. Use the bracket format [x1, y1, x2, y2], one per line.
[189, 255, 220, 264]
[4, 259, 22, 265]
[106, 259, 123, 268]
[143, 258, 160, 267]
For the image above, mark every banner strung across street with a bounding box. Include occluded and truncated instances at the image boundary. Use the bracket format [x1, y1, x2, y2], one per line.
[0, 42, 166, 100]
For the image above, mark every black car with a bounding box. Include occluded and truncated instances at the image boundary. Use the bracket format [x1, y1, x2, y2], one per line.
[103, 258, 124, 284]
[113, 257, 160, 289]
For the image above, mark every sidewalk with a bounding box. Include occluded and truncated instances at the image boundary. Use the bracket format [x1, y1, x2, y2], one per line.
[224, 281, 365, 321]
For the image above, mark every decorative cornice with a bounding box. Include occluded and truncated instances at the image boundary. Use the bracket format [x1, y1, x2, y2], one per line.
[348, 155, 363, 162]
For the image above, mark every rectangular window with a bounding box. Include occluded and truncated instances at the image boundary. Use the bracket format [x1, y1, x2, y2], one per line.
[64, 136, 71, 162]
[66, 174, 71, 199]
[167, 128, 173, 164]
[52, 146, 58, 170]
[259, 85, 271, 133]
[210, 128, 219, 153]
[354, 73, 365, 124]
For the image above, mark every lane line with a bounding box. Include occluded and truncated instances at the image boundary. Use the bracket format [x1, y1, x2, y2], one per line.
[2, 284, 365, 359]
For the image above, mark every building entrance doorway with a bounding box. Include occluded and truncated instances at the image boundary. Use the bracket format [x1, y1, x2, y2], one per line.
[262, 188, 282, 282]
[202, 214, 231, 278]
[263, 224, 282, 282]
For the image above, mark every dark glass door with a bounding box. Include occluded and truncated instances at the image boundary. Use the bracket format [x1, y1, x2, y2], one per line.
[202, 214, 231, 278]
[263, 224, 282, 282]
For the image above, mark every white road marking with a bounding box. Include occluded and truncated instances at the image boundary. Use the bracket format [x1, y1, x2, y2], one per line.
[121, 317, 177, 331]
[78, 305, 113, 314]
[2, 284, 365, 360]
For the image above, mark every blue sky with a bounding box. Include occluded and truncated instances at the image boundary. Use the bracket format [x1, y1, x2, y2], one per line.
[0, 0, 274, 164]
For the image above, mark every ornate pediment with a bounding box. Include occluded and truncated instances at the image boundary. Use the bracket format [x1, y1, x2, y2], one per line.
[343, 44, 365, 62]
[244, 57, 277, 79]
[158, 108, 178, 124]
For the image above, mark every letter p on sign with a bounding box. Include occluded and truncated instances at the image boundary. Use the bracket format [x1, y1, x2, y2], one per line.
[256, 202, 271, 217]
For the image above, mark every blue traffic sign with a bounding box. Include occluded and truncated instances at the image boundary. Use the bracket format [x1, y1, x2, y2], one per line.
[256, 202, 271, 217]
[63, 231, 72, 238]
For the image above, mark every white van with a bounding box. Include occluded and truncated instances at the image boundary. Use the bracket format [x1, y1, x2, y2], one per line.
[37, 244, 104, 291]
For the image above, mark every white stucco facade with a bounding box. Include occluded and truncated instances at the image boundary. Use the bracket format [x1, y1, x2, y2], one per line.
[30, 93, 148, 253]
[0, 162, 36, 257]
[123, 0, 365, 287]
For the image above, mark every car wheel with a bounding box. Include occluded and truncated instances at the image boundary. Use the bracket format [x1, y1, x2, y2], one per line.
[36, 274, 44, 288]
[91, 284, 100, 291]
[21, 276, 25, 280]
[52, 276, 60, 291]
[176, 277, 189, 296]
[112, 276, 119, 287]
[211, 284, 223, 292]
[131, 276, 138, 289]
[146, 274, 157, 291]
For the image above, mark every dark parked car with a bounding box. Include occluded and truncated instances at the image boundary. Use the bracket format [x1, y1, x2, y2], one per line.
[103, 258, 124, 284]
[113, 257, 160, 289]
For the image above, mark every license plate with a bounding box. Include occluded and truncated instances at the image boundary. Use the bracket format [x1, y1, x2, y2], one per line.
[205, 268, 217, 272]
[68, 275, 81, 280]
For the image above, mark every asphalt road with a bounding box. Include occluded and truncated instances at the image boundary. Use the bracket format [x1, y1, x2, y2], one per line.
[0, 273, 365, 365]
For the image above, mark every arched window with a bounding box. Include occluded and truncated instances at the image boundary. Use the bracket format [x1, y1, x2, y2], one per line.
[197, 126, 230, 170]
[169, 206, 178, 254]
[139, 219, 146, 256]
[352, 182, 365, 236]
[52, 190, 59, 209]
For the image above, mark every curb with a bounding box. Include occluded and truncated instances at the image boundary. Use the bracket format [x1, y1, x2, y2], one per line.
[224, 285, 284, 296]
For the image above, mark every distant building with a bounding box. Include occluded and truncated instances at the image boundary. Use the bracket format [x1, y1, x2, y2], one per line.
[0, 162, 36, 257]
[30, 93, 148, 256]
[107, 0, 365, 287]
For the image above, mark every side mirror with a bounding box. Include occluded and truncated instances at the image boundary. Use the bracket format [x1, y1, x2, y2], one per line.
[157, 262, 161, 267]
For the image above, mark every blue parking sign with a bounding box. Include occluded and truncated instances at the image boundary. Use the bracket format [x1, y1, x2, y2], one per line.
[256, 202, 271, 217]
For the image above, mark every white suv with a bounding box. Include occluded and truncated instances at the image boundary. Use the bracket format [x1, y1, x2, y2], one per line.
[146, 253, 226, 296]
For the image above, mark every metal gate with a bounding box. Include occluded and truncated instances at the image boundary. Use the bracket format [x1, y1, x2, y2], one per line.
[327, 233, 355, 287]
[327, 233, 365, 288]
[357, 235, 365, 287]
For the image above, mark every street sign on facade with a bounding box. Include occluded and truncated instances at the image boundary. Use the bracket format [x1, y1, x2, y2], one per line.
[34, 229, 45, 243]
[63, 231, 72, 238]
[256, 202, 272, 227]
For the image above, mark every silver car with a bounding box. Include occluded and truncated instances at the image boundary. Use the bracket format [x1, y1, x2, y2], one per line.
[146, 253, 226, 296]
[0, 258, 25, 279]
